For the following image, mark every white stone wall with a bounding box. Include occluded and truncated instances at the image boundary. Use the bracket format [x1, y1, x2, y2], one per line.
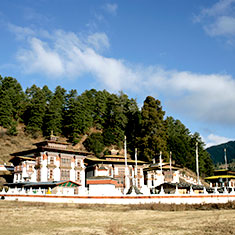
[89, 184, 121, 196]
[70, 157, 75, 181]
[54, 155, 60, 181]
[140, 168, 145, 188]
[173, 170, 179, 183]
[21, 162, 27, 181]
[1, 191, 235, 204]
[40, 153, 48, 182]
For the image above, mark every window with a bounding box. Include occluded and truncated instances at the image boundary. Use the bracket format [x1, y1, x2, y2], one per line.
[77, 171, 80, 181]
[37, 170, 41, 181]
[61, 158, 71, 166]
[117, 178, 124, 184]
[50, 157, 54, 165]
[118, 168, 125, 176]
[28, 165, 33, 171]
[77, 160, 81, 167]
[48, 169, 53, 179]
[61, 169, 70, 180]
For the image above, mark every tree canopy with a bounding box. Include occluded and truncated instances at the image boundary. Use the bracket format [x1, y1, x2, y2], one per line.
[0, 75, 214, 176]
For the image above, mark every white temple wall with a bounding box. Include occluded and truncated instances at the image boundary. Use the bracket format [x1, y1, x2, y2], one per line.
[80, 169, 85, 187]
[70, 158, 75, 181]
[21, 162, 27, 181]
[40, 153, 48, 182]
[1, 192, 235, 204]
[89, 184, 118, 196]
[173, 171, 179, 183]
[54, 154, 60, 181]
[30, 169, 37, 182]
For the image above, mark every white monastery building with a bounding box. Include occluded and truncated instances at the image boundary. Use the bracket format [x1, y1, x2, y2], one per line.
[4, 135, 201, 196]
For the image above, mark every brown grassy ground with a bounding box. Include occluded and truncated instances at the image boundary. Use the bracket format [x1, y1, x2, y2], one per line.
[0, 128, 43, 164]
[0, 201, 234, 235]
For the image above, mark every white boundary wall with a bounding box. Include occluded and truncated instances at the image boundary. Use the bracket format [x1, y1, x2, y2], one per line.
[1, 192, 235, 205]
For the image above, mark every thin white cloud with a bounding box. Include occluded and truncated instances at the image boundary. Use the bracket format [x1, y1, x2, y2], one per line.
[196, 0, 235, 39]
[200, 0, 235, 17]
[17, 37, 64, 76]
[8, 23, 35, 40]
[87, 32, 110, 52]
[204, 134, 233, 148]
[204, 16, 235, 36]
[22, 7, 51, 24]
[103, 3, 118, 15]
[8, 24, 235, 126]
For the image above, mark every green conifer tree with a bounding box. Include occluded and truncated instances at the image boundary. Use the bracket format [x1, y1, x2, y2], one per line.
[138, 96, 167, 161]
[103, 93, 129, 147]
[43, 86, 66, 136]
[165, 116, 192, 166]
[24, 85, 47, 137]
[0, 89, 13, 128]
[1, 76, 25, 121]
[83, 132, 105, 157]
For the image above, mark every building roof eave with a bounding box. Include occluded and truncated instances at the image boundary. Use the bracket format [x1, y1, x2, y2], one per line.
[85, 157, 147, 164]
[204, 175, 235, 180]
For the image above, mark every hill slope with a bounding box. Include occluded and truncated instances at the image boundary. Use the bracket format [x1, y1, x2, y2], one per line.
[206, 141, 235, 164]
[0, 126, 45, 164]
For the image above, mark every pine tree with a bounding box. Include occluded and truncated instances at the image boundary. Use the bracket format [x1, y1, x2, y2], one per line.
[124, 97, 141, 156]
[63, 89, 92, 143]
[42, 85, 53, 104]
[43, 86, 66, 136]
[83, 133, 105, 157]
[103, 93, 129, 147]
[0, 89, 13, 128]
[138, 96, 167, 161]
[63, 89, 78, 139]
[24, 85, 47, 137]
[165, 116, 192, 166]
[1, 76, 25, 121]
[93, 90, 109, 130]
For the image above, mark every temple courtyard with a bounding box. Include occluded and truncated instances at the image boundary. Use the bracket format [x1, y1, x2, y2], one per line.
[0, 201, 235, 234]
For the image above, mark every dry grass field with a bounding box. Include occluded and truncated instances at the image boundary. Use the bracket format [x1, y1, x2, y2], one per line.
[0, 201, 235, 235]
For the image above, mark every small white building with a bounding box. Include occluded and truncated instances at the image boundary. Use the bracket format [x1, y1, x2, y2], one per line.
[144, 162, 180, 189]
[85, 153, 147, 194]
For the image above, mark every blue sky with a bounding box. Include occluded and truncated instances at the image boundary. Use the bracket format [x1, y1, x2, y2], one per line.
[0, 0, 235, 147]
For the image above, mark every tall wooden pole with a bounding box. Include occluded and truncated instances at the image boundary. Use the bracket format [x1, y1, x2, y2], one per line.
[124, 136, 127, 169]
[170, 151, 172, 175]
[196, 142, 200, 185]
[159, 151, 163, 175]
[124, 136, 128, 190]
[135, 148, 138, 186]
[224, 148, 228, 170]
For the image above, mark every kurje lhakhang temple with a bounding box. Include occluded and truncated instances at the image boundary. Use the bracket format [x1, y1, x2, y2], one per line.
[1, 135, 235, 204]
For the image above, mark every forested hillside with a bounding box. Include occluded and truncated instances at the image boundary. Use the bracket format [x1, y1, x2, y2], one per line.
[0, 75, 214, 176]
[206, 141, 235, 165]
